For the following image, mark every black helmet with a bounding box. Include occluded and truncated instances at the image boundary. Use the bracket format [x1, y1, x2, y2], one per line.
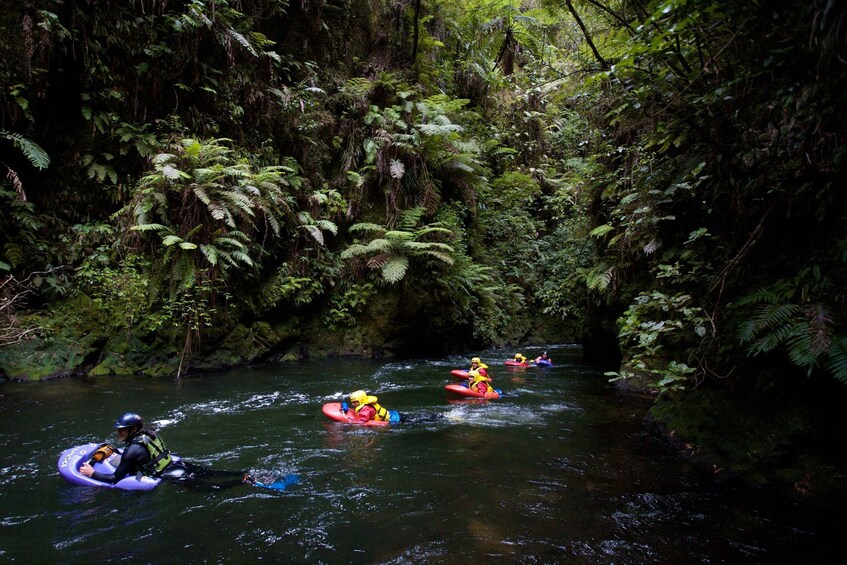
[114, 412, 143, 429]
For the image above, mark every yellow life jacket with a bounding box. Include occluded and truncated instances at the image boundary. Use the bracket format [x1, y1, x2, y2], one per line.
[354, 396, 390, 421]
[469, 373, 493, 393]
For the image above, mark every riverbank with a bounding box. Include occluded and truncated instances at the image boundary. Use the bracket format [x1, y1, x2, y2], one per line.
[644, 381, 847, 507]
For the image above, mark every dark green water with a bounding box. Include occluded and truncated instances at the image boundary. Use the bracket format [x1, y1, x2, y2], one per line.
[0, 346, 840, 562]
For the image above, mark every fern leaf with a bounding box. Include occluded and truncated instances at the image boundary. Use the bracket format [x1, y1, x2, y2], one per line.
[1, 130, 50, 170]
[340, 244, 370, 259]
[266, 213, 281, 236]
[130, 223, 169, 232]
[420, 250, 455, 265]
[365, 238, 393, 253]
[589, 224, 614, 238]
[389, 159, 405, 179]
[193, 186, 211, 205]
[415, 226, 454, 238]
[385, 230, 415, 242]
[162, 235, 184, 246]
[367, 253, 391, 270]
[643, 238, 661, 255]
[214, 237, 248, 251]
[231, 251, 255, 267]
[303, 225, 324, 245]
[228, 29, 257, 56]
[826, 336, 847, 384]
[399, 207, 425, 230]
[381, 256, 409, 283]
[786, 322, 817, 369]
[751, 303, 802, 331]
[210, 204, 227, 221]
[161, 164, 185, 180]
[317, 220, 338, 236]
[200, 244, 219, 266]
[220, 190, 255, 215]
[349, 223, 385, 234]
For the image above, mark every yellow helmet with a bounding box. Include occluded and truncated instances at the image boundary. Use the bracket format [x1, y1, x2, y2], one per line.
[349, 390, 368, 405]
[471, 357, 481, 364]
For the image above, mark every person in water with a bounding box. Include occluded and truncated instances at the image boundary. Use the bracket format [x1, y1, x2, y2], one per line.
[341, 390, 441, 424]
[344, 390, 396, 423]
[466, 357, 494, 394]
[80, 412, 254, 489]
[534, 351, 552, 364]
[512, 353, 528, 364]
[468, 356, 488, 374]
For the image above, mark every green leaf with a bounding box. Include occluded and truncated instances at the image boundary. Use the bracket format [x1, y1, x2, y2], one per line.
[382, 256, 409, 283]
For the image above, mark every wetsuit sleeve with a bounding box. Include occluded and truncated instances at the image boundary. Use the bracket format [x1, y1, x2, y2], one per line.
[90, 444, 149, 484]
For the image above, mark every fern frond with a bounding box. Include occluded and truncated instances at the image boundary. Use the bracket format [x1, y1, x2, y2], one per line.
[131, 223, 170, 232]
[228, 29, 257, 56]
[750, 303, 802, 332]
[420, 250, 454, 265]
[367, 253, 391, 270]
[349, 223, 385, 234]
[364, 238, 393, 253]
[826, 336, 847, 384]
[785, 323, 817, 369]
[316, 220, 338, 236]
[162, 235, 184, 246]
[398, 207, 425, 230]
[585, 265, 615, 291]
[231, 251, 255, 267]
[381, 256, 409, 283]
[265, 213, 281, 237]
[589, 224, 614, 238]
[303, 225, 324, 245]
[748, 324, 795, 355]
[200, 244, 219, 266]
[172, 254, 196, 290]
[213, 237, 248, 251]
[417, 123, 463, 136]
[385, 230, 415, 242]
[389, 159, 405, 179]
[643, 238, 661, 255]
[340, 244, 370, 259]
[415, 226, 454, 238]
[210, 204, 227, 221]
[192, 186, 211, 205]
[220, 190, 255, 215]
[1, 131, 50, 170]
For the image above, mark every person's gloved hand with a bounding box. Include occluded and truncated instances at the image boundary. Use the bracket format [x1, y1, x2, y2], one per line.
[341, 402, 349, 413]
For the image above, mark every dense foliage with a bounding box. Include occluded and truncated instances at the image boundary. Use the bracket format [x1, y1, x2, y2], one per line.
[1, 0, 845, 405]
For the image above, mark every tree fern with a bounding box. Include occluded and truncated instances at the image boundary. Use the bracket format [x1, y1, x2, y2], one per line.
[341, 208, 457, 284]
[123, 137, 311, 296]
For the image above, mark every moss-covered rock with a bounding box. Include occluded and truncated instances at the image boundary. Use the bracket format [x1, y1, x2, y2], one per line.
[0, 300, 106, 381]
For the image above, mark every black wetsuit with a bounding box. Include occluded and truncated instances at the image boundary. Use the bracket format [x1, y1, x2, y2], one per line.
[90, 434, 245, 490]
[90, 441, 154, 484]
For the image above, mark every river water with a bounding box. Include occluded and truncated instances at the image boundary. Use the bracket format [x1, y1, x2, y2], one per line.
[0, 345, 840, 562]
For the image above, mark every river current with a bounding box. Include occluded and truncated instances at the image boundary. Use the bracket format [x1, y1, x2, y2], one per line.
[0, 345, 840, 562]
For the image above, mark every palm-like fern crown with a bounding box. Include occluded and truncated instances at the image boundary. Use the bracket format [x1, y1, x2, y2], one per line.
[342, 207, 456, 283]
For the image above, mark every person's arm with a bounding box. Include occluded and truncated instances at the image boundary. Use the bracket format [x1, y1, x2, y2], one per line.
[82, 444, 148, 484]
